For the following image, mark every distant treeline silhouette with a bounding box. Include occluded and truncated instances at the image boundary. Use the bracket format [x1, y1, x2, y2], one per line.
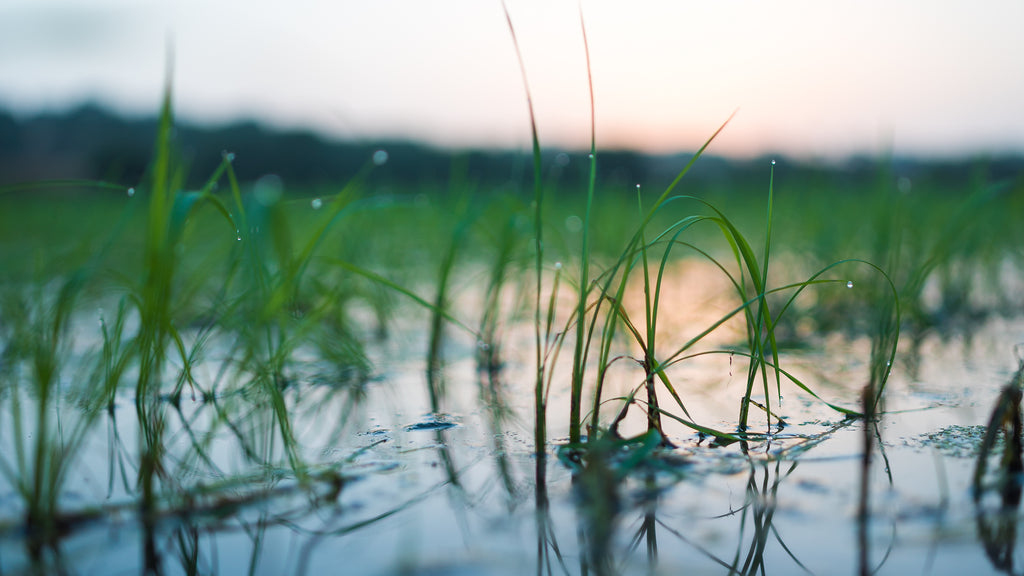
[1, 103, 1021, 196]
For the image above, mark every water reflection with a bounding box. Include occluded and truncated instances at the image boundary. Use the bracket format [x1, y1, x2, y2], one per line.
[3, 309, 1024, 575]
[535, 464, 568, 576]
[976, 506, 1022, 575]
[973, 365, 1024, 575]
[564, 438, 816, 576]
[477, 348, 520, 510]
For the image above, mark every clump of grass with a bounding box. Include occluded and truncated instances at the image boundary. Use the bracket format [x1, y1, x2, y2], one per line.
[0, 278, 99, 553]
[501, 6, 903, 464]
[0, 174, 149, 556]
[129, 77, 250, 529]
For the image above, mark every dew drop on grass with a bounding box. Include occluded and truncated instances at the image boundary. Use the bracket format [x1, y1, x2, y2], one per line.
[476, 340, 490, 351]
[554, 262, 562, 270]
[311, 198, 323, 210]
[846, 281, 854, 289]
[222, 151, 236, 162]
[588, 153, 594, 160]
[126, 187, 135, 197]
[771, 159, 776, 166]
[373, 150, 389, 165]
[236, 230, 243, 241]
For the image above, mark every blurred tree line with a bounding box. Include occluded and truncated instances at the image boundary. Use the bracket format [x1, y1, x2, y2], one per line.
[1, 103, 1021, 197]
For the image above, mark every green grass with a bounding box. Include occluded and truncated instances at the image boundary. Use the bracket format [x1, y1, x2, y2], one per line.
[0, 126, 1019, 570]
[1, 23, 1023, 575]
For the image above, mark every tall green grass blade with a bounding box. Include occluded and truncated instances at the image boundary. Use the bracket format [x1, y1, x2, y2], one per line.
[502, 0, 547, 460]
[570, 7, 598, 445]
[0, 179, 131, 196]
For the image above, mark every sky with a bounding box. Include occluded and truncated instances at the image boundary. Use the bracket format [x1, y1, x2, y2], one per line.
[1, 0, 1023, 160]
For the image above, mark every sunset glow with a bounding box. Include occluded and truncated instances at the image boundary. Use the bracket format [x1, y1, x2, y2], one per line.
[2, 0, 1023, 159]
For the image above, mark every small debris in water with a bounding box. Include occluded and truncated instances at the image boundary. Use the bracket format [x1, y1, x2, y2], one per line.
[404, 413, 460, 431]
[913, 425, 990, 458]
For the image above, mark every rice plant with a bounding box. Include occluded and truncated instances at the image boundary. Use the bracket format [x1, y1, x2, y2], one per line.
[7, 8, 1024, 575]
[0, 278, 101, 554]
[498, 6, 904, 473]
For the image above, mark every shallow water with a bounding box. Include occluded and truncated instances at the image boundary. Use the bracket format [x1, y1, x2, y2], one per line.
[1, 291, 1023, 576]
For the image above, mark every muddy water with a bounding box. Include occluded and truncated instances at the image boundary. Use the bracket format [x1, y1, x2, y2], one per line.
[1, 286, 1023, 575]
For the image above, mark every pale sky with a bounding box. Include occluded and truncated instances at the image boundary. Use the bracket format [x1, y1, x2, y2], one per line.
[2, 0, 1023, 159]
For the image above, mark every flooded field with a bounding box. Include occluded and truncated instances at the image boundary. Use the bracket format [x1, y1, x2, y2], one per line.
[1, 256, 1022, 575]
[1, 105, 1023, 574]
[3, 3, 1024, 572]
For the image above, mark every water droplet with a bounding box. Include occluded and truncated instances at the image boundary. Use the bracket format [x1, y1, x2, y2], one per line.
[588, 153, 594, 160]
[126, 187, 135, 197]
[311, 198, 323, 210]
[771, 159, 776, 166]
[222, 151, 236, 162]
[476, 340, 490, 351]
[846, 281, 854, 289]
[373, 150, 389, 165]
[554, 262, 563, 270]
[236, 230, 242, 241]
[635, 183, 641, 191]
